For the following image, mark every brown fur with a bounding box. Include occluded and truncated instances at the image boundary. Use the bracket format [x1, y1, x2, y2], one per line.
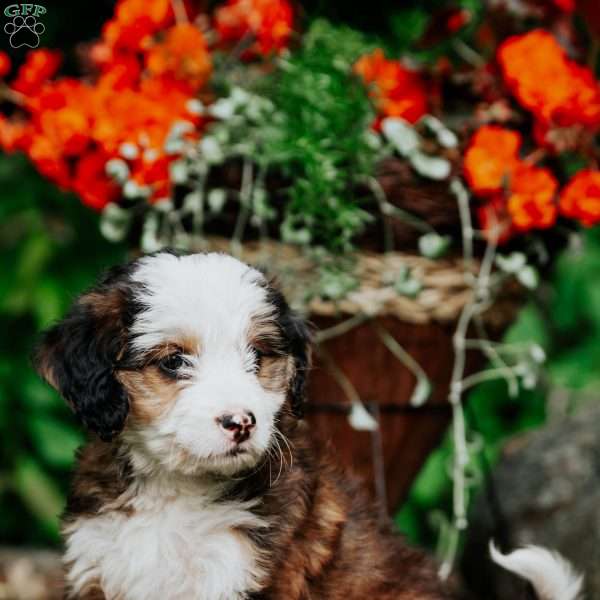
[230, 413, 451, 600]
[63, 441, 133, 520]
[257, 355, 294, 393]
[116, 366, 186, 424]
[65, 413, 450, 600]
[72, 579, 107, 600]
[248, 314, 283, 350]
[250, 313, 297, 394]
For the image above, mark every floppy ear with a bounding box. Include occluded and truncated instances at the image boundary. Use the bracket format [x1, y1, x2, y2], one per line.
[262, 278, 313, 418]
[286, 312, 312, 418]
[34, 268, 136, 441]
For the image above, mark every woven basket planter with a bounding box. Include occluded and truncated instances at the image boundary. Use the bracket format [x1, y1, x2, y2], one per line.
[204, 237, 523, 512]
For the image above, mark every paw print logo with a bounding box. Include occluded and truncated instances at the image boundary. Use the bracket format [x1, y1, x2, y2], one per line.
[4, 15, 45, 49]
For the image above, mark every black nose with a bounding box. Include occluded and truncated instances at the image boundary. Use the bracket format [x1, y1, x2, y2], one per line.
[217, 411, 256, 443]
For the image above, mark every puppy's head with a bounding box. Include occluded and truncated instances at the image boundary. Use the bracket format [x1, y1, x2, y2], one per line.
[35, 252, 311, 476]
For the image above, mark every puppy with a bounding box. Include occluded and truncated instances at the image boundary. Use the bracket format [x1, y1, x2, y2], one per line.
[34, 251, 582, 600]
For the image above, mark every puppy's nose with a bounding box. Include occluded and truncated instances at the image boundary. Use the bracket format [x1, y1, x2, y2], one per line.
[216, 410, 256, 443]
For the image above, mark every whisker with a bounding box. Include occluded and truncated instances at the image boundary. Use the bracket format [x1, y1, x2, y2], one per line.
[274, 426, 294, 473]
[270, 433, 285, 486]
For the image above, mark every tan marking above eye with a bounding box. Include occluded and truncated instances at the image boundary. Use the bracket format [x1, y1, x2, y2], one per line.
[144, 336, 201, 363]
[116, 366, 185, 424]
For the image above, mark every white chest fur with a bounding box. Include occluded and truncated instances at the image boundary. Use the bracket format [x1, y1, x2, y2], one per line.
[64, 480, 267, 600]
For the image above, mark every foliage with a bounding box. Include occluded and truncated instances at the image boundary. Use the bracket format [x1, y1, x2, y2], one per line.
[0, 154, 125, 544]
[3, 0, 598, 260]
[258, 21, 378, 252]
[397, 227, 600, 550]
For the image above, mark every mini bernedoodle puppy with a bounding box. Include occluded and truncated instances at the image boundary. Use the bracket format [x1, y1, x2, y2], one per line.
[35, 251, 583, 600]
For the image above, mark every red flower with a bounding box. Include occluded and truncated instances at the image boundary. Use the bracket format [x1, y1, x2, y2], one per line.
[215, 0, 293, 56]
[11, 49, 62, 95]
[559, 169, 600, 226]
[477, 194, 513, 244]
[0, 52, 11, 78]
[354, 49, 428, 125]
[73, 149, 120, 211]
[553, 0, 575, 11]
[447, 9, 471, 33]
[27, 134, 71, 189]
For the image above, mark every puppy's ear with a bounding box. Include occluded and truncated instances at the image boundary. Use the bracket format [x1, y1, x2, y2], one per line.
[262, 278, 313, 418]
[34, 267, 136, 441]
[285, 312, 312, 418]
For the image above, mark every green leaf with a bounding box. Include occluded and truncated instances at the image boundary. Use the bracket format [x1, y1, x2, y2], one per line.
[22, 375, 63, 411]
[395, 276, 422, 298]
[516, 265, 539, 290]
[410, 152, 451, 180]
[418, 233, 451, 259]
[389, 9, 429, 50]
[12, 456, 64, 538]
[28, 416, 83, 469]
[381, 118, 420, 156]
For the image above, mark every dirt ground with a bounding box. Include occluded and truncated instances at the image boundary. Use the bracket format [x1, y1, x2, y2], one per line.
[0, 548, 63, 600]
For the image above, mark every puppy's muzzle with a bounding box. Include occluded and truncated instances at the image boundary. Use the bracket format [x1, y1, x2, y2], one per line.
[216, 410, 256, 444]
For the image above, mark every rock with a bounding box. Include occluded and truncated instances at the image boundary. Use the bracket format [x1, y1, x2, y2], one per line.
[461, 403, 600, 598]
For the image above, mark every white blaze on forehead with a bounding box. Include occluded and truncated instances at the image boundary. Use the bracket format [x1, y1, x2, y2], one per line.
[130, 253, 270, 352]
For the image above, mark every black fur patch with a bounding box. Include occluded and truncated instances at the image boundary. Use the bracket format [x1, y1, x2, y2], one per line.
[264, 284, 312, 418]
[34, 262, 143, 441]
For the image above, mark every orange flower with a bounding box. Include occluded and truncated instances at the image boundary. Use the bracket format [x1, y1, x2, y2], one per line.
[507, 164, 558, 231]
[0, 0, 213, 212]
[463, 125, 521, 194]
[102, 0, 172, 52]
[2, 64, 200, 208]
[215, 0, 293, 56]
[498, 30, 600, 129]
[11, 49, 62, 95]
[0, 115, 30, 152]
[26, 134, 71, 188]
[114, 0, 171, 27]
[559, 169, 600, 226]
[354, 49, 428, 124]
[145, 24, 212, 91]
[465, 126, 559, 237]
[37, 106, 90, 156]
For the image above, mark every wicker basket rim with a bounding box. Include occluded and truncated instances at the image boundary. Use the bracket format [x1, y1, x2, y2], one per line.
[199, 236, 522, 327]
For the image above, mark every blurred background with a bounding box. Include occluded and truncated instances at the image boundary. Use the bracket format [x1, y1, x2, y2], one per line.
[1, 0, 599, 598]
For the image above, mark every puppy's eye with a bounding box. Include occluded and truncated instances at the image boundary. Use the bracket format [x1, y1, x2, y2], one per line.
[158, 353, 191, 377]
[252, 347, 265, 368]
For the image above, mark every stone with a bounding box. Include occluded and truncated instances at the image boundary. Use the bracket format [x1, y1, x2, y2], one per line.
[462, 404, 600, 598]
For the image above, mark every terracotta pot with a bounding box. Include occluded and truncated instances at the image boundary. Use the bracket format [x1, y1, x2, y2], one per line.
[306, 315, 487, 513]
